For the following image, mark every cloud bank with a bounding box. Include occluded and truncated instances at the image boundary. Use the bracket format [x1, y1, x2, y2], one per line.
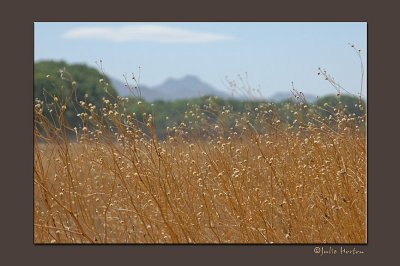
[62, 25, 235, 43]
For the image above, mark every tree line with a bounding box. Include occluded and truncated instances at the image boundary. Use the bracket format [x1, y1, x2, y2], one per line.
[35, 60, 366, 138]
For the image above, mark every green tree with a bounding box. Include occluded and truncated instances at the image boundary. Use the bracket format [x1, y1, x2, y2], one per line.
[34, 60, 118, 129]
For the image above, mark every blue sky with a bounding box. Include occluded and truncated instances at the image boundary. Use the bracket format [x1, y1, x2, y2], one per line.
[34, 22, 367, 98]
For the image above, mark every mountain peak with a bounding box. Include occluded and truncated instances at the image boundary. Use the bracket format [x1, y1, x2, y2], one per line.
[182, 74, 200, 81]
[162, 75, 202, 86]
[111, 75, 230, 101]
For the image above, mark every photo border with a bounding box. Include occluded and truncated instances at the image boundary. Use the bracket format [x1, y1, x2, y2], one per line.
[2, 0, 397, 264]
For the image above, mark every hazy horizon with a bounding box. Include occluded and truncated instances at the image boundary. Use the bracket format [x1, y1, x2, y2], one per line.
[34, 22, 367, 98]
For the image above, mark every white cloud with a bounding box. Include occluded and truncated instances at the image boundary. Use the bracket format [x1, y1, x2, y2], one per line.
[62, 25, 235, 43]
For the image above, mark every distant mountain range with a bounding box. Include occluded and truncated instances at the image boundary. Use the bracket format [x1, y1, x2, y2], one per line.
[268, 92, 317, 103]
[110, 75, 231, 102]
[110, 75, 317, 102]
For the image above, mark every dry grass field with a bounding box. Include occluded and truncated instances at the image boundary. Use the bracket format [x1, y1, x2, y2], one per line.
[34, 92, 366, 244]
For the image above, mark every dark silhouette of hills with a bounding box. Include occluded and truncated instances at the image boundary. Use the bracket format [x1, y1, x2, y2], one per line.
[112, 75, 320, 103]
[269, 91, 317, 103]
[111, 75, 230, 101]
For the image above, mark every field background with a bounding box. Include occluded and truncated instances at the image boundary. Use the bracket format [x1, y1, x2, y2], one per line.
[34, 90, 366, 243]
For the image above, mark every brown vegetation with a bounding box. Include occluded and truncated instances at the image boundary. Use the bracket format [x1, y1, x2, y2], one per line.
[34, 91, 366, 243]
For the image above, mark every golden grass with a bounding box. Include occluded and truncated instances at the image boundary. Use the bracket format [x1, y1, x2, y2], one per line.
[34, 96, 366, 244]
